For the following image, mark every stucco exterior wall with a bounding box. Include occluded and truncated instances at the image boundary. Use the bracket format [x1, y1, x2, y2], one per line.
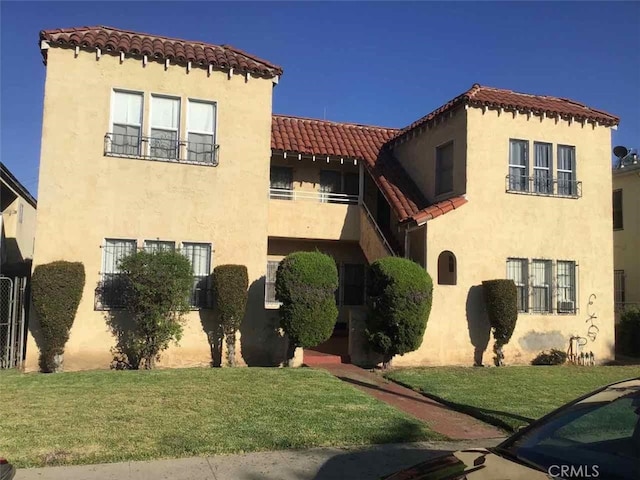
[26, 48, 275, 371]
[2, 196, 36, 263]
[613, 169, 640, 305]
[393, 107, 615, 366]
[392, 107, 467, 203]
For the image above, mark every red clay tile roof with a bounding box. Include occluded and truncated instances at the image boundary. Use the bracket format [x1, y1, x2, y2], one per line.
[271, 114, 464, 224]
[39, 26, 283, 78]
[392, 83, 620, 144]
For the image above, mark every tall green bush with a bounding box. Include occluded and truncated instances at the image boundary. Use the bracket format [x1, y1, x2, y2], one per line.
[31, 261, 85, 372]
[110, 250, 193, 369]
[365, 257, 433, 368]
[276, 251, 339, 366]
[213, 264, 248, 367]
[616, 307, 640, 358]
[482, 279, 518, 366]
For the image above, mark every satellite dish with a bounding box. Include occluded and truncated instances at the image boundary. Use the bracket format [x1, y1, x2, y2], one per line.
[613, 145, 629, 158]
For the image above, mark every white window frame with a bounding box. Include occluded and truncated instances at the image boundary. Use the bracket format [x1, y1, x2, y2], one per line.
[148, 94, 181, 159]
[143, 239, 176, 253]
[186, 98, 218, 163]
[531, 259, 553, 314]
[508, 139, 529, 191]
[533, 142, 552, 194]
[507, 258, 529, 313]
[110, 89, 144, 156]
[557, 145, 576, 196]
[181, 242, 212, 309]
[265, 260, 282, 308]
[557, 260, 577, 314]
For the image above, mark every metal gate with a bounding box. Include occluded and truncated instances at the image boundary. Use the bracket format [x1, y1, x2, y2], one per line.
[0, 275, 27, 369]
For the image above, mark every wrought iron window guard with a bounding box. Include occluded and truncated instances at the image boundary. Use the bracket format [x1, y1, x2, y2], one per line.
[505, 175, 582, 198]
[104, 133, 219, 166]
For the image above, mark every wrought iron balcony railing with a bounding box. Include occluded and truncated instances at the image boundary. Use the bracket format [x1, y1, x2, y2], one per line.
[505, 175, 582, 198]
[104, 133, 219, 166]
[269, 187, 359, 204]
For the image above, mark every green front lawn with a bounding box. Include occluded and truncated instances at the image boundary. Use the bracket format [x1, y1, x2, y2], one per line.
[385, 366, 640, 432]
[0, 367, 440, 468]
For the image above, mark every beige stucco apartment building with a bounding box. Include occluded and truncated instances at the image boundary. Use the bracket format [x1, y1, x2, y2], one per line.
[24, 26, 620, 371]
[613, 149, 640, 321]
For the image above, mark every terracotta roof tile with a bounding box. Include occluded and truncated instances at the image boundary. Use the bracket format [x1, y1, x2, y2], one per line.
[39, 26, 283, 78]
[391, 83, 619, 144]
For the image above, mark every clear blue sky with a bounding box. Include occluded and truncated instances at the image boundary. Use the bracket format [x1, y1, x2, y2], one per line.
[1, 1, 639, 197]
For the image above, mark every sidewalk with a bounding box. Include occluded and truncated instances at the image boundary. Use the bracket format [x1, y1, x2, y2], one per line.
[14, 439, 503, 480]
[318, 364, 504, 440]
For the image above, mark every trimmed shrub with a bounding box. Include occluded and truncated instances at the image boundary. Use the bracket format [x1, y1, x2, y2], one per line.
[482, 279, 518, 366]
[31, 261, 86, 372]
[531, 348, 567, 365]
[213, 264, 248, 367]
[276, 251, 339, 365]
[110, 250, 193, 369]
[365, 257, 433, 368]
[617, 307, 640, 358]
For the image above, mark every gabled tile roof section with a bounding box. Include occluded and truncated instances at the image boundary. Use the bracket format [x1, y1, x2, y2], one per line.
[412, 196, 467, 224]
[271, 114, 465, 224]
[391, 83, 620, 145]
[39, 26, 283, 78]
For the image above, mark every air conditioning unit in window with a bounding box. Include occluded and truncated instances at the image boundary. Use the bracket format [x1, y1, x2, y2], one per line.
[558, 301, 575, 313]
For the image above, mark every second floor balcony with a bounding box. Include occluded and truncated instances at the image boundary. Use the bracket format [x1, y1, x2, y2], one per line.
[104, 132, 219, 166]
[505, 174, 582, 198]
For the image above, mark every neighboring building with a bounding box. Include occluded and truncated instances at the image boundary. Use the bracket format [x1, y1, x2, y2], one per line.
[24, 26, 619, 371]
[1, 162, 37, 369]
[613, 149, 640, 321]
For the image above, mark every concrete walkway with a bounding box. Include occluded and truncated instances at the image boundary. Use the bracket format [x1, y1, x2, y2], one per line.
[15, 439, 503, 480]
[318, 364, 504, 440]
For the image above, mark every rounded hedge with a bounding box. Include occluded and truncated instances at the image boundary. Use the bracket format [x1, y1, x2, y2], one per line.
[275, 251, 339, 349]
[482, 279, 518, 348]
[365, 257, 433, 361]
[31, 261, 86, 372]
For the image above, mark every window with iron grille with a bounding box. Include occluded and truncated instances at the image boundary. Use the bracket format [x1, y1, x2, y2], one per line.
[112, 90, 143, 156]
[614, 270, 625, 305]
[436, 142, 454, 196]
[509, 139, 529, 192]
[265, 260, 280, 305]
[557, 145, 576, 196]
[143, 240, 175, 253]
[187, 100, 216, 163]
[181, 243, 212, 308]
[98, 238, 137, 309]
[342, 264, 365, 306]
[150, 95, 180, 159]
[613, 189, 623, 230]
[507, 258, 528, 312]
[557, 261, 577, 314]
[533, 142, 552, 194]
[531, 259, 552, 313]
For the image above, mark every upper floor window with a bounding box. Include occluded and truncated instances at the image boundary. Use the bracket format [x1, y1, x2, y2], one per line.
[112, 90, 143, 156]
[150, 95, 180, 160]
[613, 189, 623, 230]
[320, 170, 359, 204]
[270, 166, 293, 200]
[508, 139, 529, 192]
[557, 145, 576, 196]
[435, 142, 454, 196]
[533, 142, 552, 194]
[187, 100, 216, 163]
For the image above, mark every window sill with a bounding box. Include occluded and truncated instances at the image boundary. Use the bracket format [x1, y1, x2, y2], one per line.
[104, 152, 218, 167]
[265, 302, 282, 310]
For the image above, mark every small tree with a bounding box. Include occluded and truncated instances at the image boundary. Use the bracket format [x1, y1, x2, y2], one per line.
[114, 250, 193, 369]
[276, 251, 339, 366]
[365, 257, 433, 369]
[482, 279, 518, 366]
[31, 261, 85, 372]
[213, 264, 248, 367]
[617, 307, 640, 358]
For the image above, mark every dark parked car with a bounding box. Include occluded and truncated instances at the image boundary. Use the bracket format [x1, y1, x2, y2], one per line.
[384, 377, 640, 480]
[0, 458, 15, 480]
